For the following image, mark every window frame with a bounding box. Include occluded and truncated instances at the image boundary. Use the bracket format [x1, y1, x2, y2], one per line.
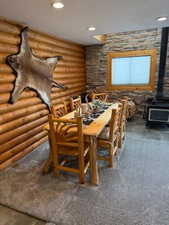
[107, 49, 157, 91]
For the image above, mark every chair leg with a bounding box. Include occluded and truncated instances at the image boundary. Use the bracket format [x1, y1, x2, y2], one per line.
[79, 155, 85, 184]
[118, 136, 122, 148]
[53, 168, 59, 176]
[114, 137, 119, 156]
[108, 145, 113, 168]
[53, 154, 59, 176]
[119, 131, 125, 148]
[52, 147, 60, 176]
[79, 173, 85, 184]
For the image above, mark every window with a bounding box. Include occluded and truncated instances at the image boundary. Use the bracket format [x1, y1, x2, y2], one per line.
[107, 49, 157, 91]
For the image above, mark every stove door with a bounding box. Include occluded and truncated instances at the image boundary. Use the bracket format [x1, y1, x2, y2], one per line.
[149, 108, 169, 122]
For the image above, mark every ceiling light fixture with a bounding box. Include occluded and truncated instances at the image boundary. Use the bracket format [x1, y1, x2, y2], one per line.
[156, 16, 168, 22]
[52, 1, 64, 9]
[88, 26, 96, 31]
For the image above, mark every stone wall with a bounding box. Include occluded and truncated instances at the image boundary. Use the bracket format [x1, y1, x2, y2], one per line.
[86, 28, 169, 114]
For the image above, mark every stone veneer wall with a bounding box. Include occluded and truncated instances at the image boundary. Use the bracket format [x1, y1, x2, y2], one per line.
[86, 28, 169, 114]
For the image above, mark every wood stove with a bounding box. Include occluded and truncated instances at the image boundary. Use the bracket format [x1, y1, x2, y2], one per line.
[146, 27, 169, 127]
[146, 101, 169, 126]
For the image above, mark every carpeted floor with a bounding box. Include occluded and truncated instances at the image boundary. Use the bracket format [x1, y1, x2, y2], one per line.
[0, 204, 46, 225]
[0, 120, 169, 225]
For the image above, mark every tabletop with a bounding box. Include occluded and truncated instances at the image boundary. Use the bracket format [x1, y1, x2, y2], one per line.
[44, 103, 119, 137]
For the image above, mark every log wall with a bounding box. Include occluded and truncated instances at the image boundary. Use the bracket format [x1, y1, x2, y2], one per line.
[0, 19, 86, 170]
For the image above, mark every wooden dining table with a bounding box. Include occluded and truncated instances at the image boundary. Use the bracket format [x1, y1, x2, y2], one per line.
[43, 102, 119, 185]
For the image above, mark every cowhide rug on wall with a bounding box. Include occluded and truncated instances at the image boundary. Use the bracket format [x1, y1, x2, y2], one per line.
[7, 27, 67, 110]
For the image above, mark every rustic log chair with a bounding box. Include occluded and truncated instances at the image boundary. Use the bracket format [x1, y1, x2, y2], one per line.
[48, 115, 90, 184]
[51, 102, 67, 118]
[97, 108, 120, 167]
[91, 93, 108, 102]
[70, 96, 82, 111]
[118, 99, 128, 148]
[43, 103, 68, 174]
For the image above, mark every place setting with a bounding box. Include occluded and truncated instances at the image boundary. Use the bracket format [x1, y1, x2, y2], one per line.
[74, 100, 113, 125]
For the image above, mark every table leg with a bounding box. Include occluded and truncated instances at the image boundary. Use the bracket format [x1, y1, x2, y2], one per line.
[89, 136, 99, 185]
[42, 134, 53, 174]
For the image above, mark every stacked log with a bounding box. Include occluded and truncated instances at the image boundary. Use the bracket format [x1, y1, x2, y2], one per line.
[0, 19, 86, 170]
[119, 96, 137, 120]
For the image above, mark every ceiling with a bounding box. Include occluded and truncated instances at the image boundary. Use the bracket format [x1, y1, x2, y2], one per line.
[0, 0, 169, 45]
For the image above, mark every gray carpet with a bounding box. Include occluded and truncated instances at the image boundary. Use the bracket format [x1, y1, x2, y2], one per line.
[0, 205, 46, 225]
[0, 120, 169, 225]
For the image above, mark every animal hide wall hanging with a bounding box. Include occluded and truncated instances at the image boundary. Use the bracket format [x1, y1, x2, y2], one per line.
[7, 27, 67, 110]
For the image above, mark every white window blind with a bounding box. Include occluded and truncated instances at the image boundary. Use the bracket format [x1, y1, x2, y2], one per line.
[111, 56, 151, 85]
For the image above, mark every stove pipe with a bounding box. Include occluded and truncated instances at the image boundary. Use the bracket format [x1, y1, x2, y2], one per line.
[156, 27, 169, 100]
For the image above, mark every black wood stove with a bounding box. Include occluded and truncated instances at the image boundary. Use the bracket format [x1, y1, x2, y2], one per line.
[146, 27, 169, 127]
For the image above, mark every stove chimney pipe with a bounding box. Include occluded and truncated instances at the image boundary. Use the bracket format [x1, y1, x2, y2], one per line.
[156, 27, 169, 100]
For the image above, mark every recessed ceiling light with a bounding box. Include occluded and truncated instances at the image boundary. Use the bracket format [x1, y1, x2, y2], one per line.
[88, 26, 96, 31]
[156, 16, 168, 22]
[52, 1, 64, 9]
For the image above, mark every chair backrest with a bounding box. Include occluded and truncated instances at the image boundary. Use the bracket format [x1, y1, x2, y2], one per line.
[51, 102, 67, 118]
[117, 99, 128, 139]
[119, 97, 130, 119]
[117, 103, 123, 127]
[70, 96, 82, 111]
[48, 114, 84, 152]
[92, 93, 108, 102]
[108, 108, 120, 142]
[119, 99, 128, 122]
